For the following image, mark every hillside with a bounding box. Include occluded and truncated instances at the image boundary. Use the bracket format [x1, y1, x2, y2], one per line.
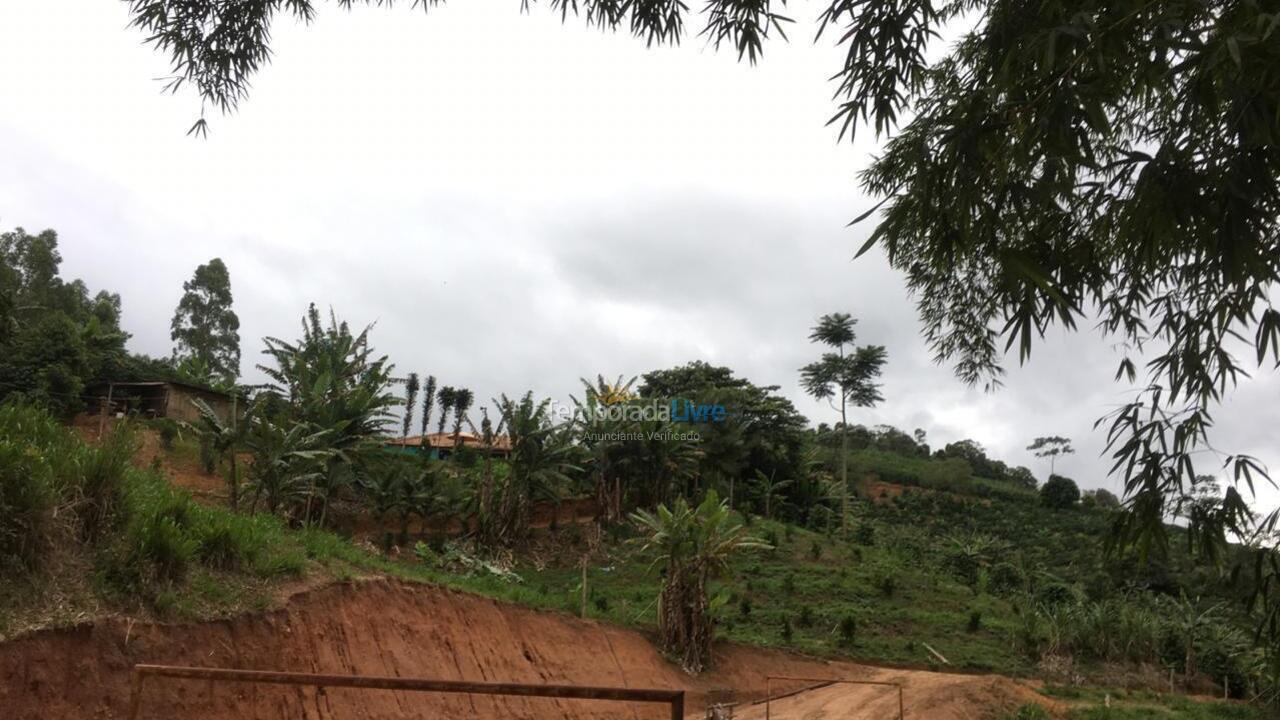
[1, 410, 1265, 719]
[430, 453, 1252, 682]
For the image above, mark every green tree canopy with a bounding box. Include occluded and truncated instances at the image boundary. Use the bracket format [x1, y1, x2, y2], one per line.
[1041, 474, 1081, 511]
[639, 361, 809, 515]
[0, 228, 130, 415]
[170, 258, 240, 385]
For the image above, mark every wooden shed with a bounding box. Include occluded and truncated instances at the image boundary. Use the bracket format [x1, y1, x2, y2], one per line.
[85, 380, 238, 424]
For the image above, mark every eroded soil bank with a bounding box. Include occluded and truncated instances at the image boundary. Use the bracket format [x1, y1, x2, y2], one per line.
[0, 579, 1049, 719]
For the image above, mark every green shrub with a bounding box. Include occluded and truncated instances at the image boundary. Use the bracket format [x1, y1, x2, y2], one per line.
[191, 509, 273, 571]
[154, 419, 179, 450]
[989, 562, 1025, 594]
[1004, 704, 1050, 720]
[198, 437, 217, 474]
[739, 596, 752, 618]
[798, 605, 815, 628]
[967, 610, 982, 632]
[853, 522, 875, 546]
[0, 441, 56, 572]
[134, 513, 199, 583]
[413, 540, 437, 566]
[809, 540, 822, 560]
[839, 614, 857, 646]
[780, 616, 793, 642]
[870, 564, 898, 597]
[100, 470, 199, 596]
[0, 405, 66, 572]
[74, 425, 137, 542]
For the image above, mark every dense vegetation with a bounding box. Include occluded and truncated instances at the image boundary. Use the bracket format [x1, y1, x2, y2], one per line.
[1, 234, 1274, 717]
[117, 0, 1280, 678]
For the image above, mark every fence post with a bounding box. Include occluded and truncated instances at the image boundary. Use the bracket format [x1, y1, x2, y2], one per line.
[671, 690, 684, 720]
[126, 668, 144, 720]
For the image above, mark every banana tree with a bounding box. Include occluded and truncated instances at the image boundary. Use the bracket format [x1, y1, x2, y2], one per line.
[630, 490, 768, 673]
[189, 396, 251, 510]
[242, 414, 332, 517]
[492, 392, 581, 543]
[257, 304, 398, 525]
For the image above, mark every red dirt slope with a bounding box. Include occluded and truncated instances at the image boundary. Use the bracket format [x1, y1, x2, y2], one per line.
[0, 579, 1052, 719]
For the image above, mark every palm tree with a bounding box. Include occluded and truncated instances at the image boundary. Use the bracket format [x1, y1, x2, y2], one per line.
[631, 490, 768, 673]
[799, 313, 887, 535]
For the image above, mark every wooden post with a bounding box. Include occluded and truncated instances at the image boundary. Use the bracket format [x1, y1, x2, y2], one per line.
[670, 690, 684, 720]
[98, 383, 114, 438]
[580, 558, 588, 618]
[126, 669, 144, 720]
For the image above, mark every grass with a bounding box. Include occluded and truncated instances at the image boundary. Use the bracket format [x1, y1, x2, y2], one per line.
[1033, 686, 1263, 719]
[404, 515, 1032, 672]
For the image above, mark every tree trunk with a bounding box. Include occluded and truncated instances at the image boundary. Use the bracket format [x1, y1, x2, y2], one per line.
[840, 387, 849, 538]
[228, 452, 239, 512]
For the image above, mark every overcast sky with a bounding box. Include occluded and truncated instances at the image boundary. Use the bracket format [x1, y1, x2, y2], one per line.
[1, 1, 1276, 506]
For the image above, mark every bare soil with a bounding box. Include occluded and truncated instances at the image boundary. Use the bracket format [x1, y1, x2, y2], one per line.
[1, 579, 1054, 719]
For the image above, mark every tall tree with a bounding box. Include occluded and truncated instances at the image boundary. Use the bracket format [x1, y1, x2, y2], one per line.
[419, 374, 437, 439]
[1027, 436, 1075, 476]
[799, 313, 887, 534]
[170, 258, 240, 385]
[639, 361, 809, 514]
[435, 386, 455, 436]
[451, 387, 474, 447]
[0, 227, 129, 415]
[401, 372, 420, 441]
